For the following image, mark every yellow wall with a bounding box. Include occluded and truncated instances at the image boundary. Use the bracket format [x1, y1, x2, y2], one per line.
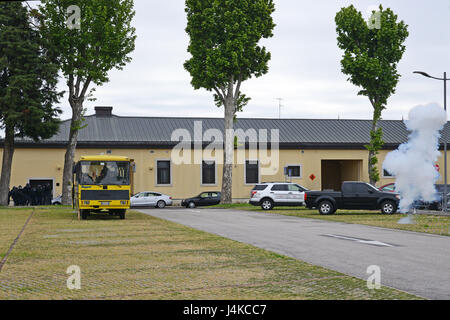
[1, 146, 449, 200]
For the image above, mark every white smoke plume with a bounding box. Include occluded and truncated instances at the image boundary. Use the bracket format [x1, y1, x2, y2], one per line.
[383, 103, 447, 213]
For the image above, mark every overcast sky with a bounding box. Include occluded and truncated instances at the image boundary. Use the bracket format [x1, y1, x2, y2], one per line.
[51, 0, 450, 121]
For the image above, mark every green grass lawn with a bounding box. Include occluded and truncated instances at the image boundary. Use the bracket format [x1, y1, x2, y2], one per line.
[0, 207, 419, 300]
[211, 203, 450, 236]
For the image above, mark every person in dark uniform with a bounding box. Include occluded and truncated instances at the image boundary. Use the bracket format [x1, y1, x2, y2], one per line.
[37, 185, 44, 205]
[10, 186, 18, 206]
[30, 185, 37, 205]
[23, 184, 32, 206]
[8, 187, 13, 205]
[16, 185, 24, 206]
[44, 183, 52, 205]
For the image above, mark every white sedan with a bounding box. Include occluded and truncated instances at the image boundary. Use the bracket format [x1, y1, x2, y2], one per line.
[130, 191, 173, 208]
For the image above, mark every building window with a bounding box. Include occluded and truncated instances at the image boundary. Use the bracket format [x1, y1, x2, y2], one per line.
[383, 169, 395, 178]
[202, 160, 216, 185]
[285, 165, 302, 178]
[156, 160, 171, 185]
[245, 160, 259, 184]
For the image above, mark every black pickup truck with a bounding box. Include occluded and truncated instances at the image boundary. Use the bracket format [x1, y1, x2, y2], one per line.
[304, 181, 400, 215]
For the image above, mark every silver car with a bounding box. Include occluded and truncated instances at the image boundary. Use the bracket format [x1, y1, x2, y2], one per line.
[52, 195, 62, 205]
[130, 191, 173, 208]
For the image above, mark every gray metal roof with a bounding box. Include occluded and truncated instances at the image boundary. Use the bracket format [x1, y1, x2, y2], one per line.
[12, 113, 450, 148]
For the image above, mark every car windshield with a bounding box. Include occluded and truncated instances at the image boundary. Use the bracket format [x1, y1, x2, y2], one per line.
[78, 161, 130, 185]
[366, 183, 380, 192]
[295, 184, 309, 191]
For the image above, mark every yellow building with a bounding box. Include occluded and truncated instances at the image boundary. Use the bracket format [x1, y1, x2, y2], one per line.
[1, 106, 449, 201]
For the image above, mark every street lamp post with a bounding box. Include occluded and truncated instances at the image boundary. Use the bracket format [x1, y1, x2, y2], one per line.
[413, 71, 448, 212]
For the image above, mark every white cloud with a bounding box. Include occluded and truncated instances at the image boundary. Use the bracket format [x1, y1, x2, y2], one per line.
[47, 0, 450, 121]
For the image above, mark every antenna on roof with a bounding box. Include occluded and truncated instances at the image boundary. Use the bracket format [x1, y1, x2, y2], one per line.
[276, 98, 283, 119]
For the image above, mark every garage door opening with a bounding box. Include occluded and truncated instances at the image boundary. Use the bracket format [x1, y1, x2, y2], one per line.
[321, 160, 362, 191]
[28, 179, 53, 196]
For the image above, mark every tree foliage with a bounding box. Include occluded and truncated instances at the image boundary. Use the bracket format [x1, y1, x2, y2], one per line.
[335, 4, 408, 183]
[38, 0, 137, 204]
[184, 0, 275, 109]
[0, 2, 62, 140]
[39, 0, 136, 89]
[0, 2, 62, 205]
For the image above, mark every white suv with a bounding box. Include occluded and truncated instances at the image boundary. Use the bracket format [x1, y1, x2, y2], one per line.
[249, 182, 308, 210]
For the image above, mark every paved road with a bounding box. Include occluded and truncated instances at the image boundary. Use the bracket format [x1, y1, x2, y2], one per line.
[137, 207, 450, 299]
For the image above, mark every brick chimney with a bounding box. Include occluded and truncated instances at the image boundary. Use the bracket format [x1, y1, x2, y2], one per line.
[95, 106, 113, 117]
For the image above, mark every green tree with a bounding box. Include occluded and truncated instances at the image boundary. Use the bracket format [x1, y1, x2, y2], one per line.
[335, 5, 408, 184]
[39, 0, 137, 204]
[184, 0, 275, 203]
[0, 2, 62, 206]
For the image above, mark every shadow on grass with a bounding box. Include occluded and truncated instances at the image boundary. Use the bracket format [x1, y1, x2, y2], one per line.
[270, 209, 406, 217]
[83, 213, 123, 220]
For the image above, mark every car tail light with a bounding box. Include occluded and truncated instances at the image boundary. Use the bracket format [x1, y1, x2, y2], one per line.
[169, 197, 172, 199]
[304, 193, 307, 201]
[251, 191, 257, 197]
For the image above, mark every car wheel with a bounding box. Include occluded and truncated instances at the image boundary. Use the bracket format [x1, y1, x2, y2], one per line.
[53, 202, 61, 205]
[380, 200, 396, 214]
[80, 210, 88, 220]
[188, 201, 196, 208]
[260, 198, 274, 210]
[119, 210, 126, 219]
[318, 201, 334, 215]
[157, 200, 166, 209]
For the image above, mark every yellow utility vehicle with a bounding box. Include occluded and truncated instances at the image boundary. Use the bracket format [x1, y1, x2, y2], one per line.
[73, 155, 135, 220]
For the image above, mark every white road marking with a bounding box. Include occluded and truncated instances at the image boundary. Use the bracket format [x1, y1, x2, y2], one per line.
[323, 234, 394, 247]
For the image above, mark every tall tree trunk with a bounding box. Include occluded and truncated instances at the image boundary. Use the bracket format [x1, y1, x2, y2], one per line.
[0, 126, 15, 206]
[221, 97, 234, 204]
[368, 100, 383, 186]
[368, 118, 378, 186]
[61, 100, 83, 205]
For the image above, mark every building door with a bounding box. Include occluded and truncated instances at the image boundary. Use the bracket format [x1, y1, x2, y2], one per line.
[29, 179, 53, 195]
[321, 160, 362, 191]
[28, 179, 54, 205]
